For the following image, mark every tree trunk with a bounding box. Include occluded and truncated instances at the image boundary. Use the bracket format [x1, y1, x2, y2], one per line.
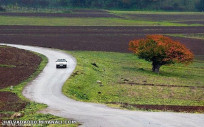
[152, 62, 161, 73]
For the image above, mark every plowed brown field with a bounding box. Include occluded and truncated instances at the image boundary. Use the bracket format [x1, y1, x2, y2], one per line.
[108, 102, 204, 113]
[0, 46, 41, 88]
[0, 46, 41, 121]
[0, 26, 204, 55]
[125, 14, 204, 22]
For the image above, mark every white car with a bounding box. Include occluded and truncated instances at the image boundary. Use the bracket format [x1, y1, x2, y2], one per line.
[56, 59, 67, 68]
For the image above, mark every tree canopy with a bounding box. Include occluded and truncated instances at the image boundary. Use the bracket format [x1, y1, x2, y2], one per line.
[0, 0, 203, 11]
[129, 35, 194, 73]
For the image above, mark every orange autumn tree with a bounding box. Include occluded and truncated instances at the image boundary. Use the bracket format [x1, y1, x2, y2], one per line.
[129, 35, 194, 73]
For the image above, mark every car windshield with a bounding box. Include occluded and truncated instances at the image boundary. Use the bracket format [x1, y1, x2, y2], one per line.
[56, 59, 67, 62]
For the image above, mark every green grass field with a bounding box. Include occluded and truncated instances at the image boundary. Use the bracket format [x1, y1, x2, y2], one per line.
[0, 15, 198, 26]
[63, 51, 204, 111]
[1, 9, 204, 26]
[0, 64, 16, 68]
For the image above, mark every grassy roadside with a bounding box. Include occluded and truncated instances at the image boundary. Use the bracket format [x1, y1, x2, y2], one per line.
[63, 51, 204, 112]
[0, 15, 195, 26]
[0, 52, 77, 127]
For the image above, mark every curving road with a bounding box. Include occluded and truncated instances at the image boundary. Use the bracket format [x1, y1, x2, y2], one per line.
[1, 43, 204, 127]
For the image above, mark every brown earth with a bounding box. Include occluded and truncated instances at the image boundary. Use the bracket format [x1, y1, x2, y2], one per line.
[120, 82, 204, 89]
[125, 14, 204, 24]
[0, 46, 41, 89]
[0, 26, 204, 55]
[175, 21, 204, 25]
[0, 47, 41, 121]
[108, 102, 204, 113]
[0, 92, 28, 112]
[0, 91, 29, 121]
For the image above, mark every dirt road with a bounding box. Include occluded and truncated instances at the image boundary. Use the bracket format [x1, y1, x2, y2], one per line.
[1, 43, 203, 127]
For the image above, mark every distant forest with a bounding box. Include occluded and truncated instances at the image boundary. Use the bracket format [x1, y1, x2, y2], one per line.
[0, 0, 204, 11]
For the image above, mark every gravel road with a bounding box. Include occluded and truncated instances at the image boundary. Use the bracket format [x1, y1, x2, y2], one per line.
[1, 43, 204, 127]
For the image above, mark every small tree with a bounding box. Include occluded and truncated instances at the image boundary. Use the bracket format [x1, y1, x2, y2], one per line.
[129, 35, 194, 73]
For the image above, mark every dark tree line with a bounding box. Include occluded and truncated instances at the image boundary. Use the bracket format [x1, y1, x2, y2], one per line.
[197, 0, 204, 11]
[0, 0, 204, 11]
